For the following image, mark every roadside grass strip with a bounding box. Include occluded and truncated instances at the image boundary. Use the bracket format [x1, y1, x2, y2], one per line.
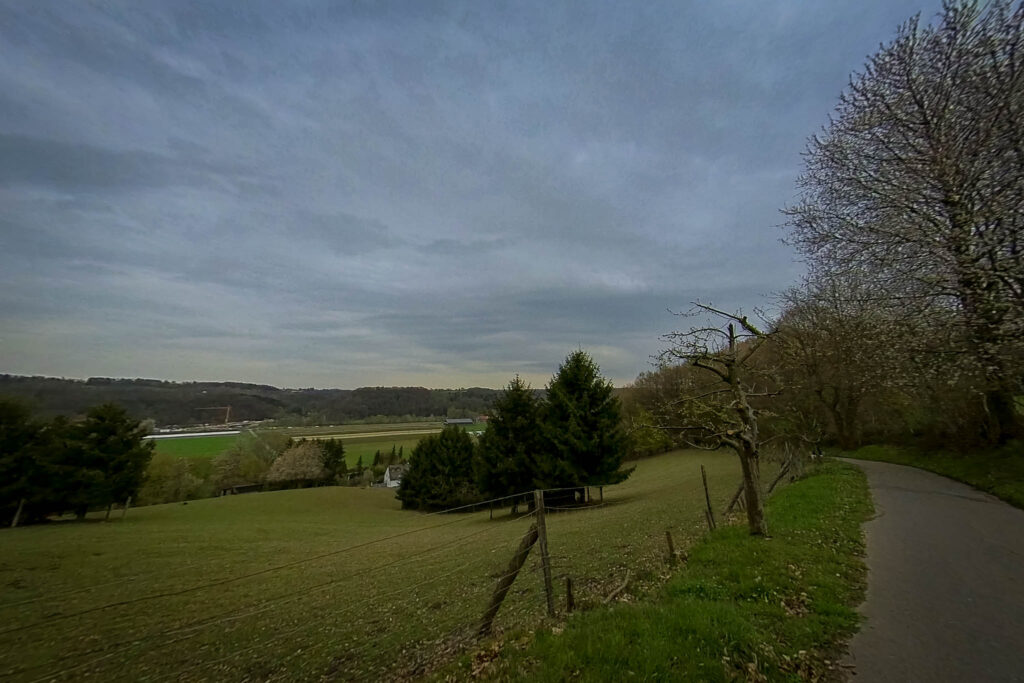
[481, 460, 873, 682]
[847, 443, 1024, 510]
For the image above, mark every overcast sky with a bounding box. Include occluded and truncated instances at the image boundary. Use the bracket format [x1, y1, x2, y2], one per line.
[0, 1, 942, 389]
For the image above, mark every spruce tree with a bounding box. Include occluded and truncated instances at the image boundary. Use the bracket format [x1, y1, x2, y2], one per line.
[539, 350, 632, 491]
[319, 438, 347, 483]
[59, 404, 154, 519]
[0, 400, 46, 525]
[396, 425, 479, 510]
[475, 375, 541, 501]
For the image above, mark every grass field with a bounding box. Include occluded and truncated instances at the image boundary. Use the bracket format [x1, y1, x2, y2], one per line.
[277, 421, 445, 437]
[0, 449, 770, 682]
[844, 442, 1024, 509]
[151, 435, 239, 459]
[335, 435, 423, 468]
[150, 423, 486, 470]
[478, 461, 873, 681]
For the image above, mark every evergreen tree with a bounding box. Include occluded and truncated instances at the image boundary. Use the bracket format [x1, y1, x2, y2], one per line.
[0, 400, 48, 525]
[539, 350, 632, 490]
[319, 438, 347, 483]
[475, 375, 542, 500]
[396, 425, 480, 510]
[67, 403, 155, 518]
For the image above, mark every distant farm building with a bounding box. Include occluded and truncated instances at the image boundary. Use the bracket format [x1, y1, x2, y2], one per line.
[444, 418, 474, 425]
[384, 464, 408, 488]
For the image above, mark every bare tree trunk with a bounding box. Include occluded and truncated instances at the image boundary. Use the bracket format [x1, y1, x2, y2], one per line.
[985, 385, 1020, 445]
[728, 323, 768, 536]
[737, 445, 767, 535]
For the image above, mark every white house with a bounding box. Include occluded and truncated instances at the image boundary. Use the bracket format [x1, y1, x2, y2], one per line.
[384, 464, 408, 488]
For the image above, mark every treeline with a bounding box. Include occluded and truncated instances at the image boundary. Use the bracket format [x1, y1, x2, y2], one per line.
[0, 398, 368, 521]
[1, 401, 154, 526]
[627, 1, 1024, 454]
[0, 375, 504, 426]
[398, 351, 633, 511]
[141, 434, 379, 505]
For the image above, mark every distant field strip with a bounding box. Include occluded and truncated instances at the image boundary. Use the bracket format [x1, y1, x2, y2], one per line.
[278, 421, 444, 437]
[305, 428, 442, 440]
[151, 434, 239, 459]
[0, 450, 766, 681]
[150, 424, 455, 464]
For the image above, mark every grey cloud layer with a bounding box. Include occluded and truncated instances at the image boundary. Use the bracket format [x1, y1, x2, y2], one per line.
[0, 0, 940, 387]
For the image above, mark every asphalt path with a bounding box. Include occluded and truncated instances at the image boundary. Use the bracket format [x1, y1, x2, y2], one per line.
[842, 458, 1024, 682]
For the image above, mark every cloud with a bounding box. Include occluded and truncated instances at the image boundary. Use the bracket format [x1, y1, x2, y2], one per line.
[0, 134, 219, 191]
[0, 0, 943, 388]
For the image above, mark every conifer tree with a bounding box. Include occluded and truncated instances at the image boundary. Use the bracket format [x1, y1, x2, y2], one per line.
[539, 350, 632, 490]
[396, 425, 480, 510]
[475, 375, 541, 500]
[319, 438, 347, 483]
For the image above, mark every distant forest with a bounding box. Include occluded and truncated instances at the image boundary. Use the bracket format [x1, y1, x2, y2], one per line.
[0, 375, 505, 426]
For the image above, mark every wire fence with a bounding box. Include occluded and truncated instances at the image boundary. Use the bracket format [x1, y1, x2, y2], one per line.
[0, 458, 759, 682]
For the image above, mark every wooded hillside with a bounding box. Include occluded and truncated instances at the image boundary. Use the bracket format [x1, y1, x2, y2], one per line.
[0, 375, 504, 426]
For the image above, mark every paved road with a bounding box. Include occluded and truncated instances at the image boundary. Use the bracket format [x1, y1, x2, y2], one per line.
[843, 458, 1024, 682]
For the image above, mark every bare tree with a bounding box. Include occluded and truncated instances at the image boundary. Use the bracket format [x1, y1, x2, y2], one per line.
[775, 272, 911, 449]
[785, 0, 1024, 442]
[659, 304, 775, 536]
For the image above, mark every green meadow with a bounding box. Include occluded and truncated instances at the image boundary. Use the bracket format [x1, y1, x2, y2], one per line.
[0, 449, 761, 682]
[151, 423, 486, 470]
[150, 434, 239, 459]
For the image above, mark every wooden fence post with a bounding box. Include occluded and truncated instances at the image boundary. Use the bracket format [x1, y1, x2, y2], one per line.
[566, 576, 575, 613]
[767, 456, 794, 495]
[665, 530, 677, 566]
[534, 490, 556, 617]
[701, 465, 717, 531]
[724, 481, 744, 515]
[478, 523, 539, 637]
[11, 498, 25, 528]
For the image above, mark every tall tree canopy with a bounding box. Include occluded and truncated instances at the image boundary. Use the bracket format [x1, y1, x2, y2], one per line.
[0, 400, 47, 525]
[475, 375, 542, 500]
[65, 403, 155, 518]
[397, 425, 480, 511]
[2, 402, 155, 523]
[539, 350, 632, 489]
[785, 0, 1024, 442]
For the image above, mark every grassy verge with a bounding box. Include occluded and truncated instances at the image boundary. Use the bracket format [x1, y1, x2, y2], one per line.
[476, 461, 872, 682]
[844, 442, 1024, 509]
